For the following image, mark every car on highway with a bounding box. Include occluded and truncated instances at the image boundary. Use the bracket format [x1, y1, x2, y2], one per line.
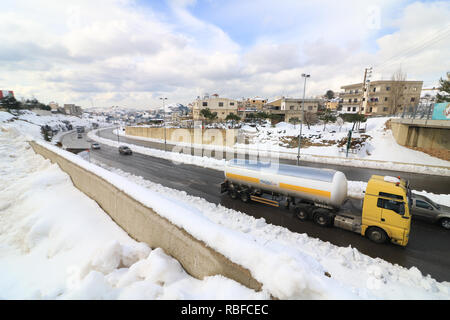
[411, 193, 450, 229]
[91, 143, 101, 150]
[118, 145, 132, 155]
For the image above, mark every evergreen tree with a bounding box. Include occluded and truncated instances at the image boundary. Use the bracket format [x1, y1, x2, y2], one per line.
[1, 96, 21, 110]
[436, 77, 450, 103]
[319, 109, 336, 131]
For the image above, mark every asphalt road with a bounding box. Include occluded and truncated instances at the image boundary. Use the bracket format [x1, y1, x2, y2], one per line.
[98, 128, 450, 194]
[79, 130, 450, 283]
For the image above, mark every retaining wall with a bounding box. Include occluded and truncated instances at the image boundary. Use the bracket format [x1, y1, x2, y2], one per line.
[125, 127, 238, 146]
[29, 141, 262, 292]
[390, 119, 450, 152]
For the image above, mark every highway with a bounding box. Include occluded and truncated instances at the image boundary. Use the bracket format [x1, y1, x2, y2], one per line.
[78, 130, 450, 282]
[98, 128, 450, 194]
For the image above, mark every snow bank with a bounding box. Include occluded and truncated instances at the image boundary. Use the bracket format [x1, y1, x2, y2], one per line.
[89, 160, 450, 300]
[0, 126, 266, 300]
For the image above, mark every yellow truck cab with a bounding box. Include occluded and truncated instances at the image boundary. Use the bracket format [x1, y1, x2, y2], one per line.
[361, 175, 412, 246]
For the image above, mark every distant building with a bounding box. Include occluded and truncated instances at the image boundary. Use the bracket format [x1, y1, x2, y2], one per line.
[264, 97, 320, 122]
[0, 90, 14, 99]
[243, 97, 268, 111]
[340, 80, 423, 115]
[49, 101, 59, 113]
[63, 104, 83, 116]
[192, 94, 238, 121]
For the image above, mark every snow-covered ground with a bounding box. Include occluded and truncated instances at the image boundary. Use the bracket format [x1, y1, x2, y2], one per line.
[2, 112, 450, 300]
[114, 117, 450, 176]
[0, 124, 267, 300]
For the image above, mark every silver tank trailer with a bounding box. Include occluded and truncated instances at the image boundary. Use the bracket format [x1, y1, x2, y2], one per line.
[224, 159, 348, 208]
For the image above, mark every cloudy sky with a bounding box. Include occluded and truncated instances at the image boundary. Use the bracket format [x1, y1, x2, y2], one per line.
[1, 0, 449, 109]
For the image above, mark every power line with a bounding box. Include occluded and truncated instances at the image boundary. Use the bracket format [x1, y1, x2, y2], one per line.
[374, 25, 450, 72]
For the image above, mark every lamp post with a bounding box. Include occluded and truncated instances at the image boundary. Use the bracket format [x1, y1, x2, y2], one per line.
[297, 73, 310, 165]
[160, 97, 168, 152]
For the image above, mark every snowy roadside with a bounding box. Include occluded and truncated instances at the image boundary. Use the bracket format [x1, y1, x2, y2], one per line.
[88, 129, 450, 206]
[113, 117, 450, 176]
[0, 126, 268, 300]
[2, 113, 450, 300]
[90, 159, 450, 299]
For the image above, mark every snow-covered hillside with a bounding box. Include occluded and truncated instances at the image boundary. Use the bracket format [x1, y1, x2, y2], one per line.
[0, 124, 266, 300]
[238, 117, 450, 167]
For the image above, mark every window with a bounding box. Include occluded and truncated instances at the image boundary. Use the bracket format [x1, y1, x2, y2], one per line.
[410, 98, 415, 102]
[373, 87, 376, 92]
[202, 102, 208, 107]
[377, 198, 405, 215]
[362, 98, 365, 101]
[386, 86, 391, 91]
[353, 98, 358, 103]
[383, 107, 388, 112]
[347, 107, 351, 111]
[416, 200, 432, 210]
[355, 89, 359, 93]
[348, 99, 351, 103]
[308, 106, 313, 110]
[384, 97, 388, 101]
[230, 102, 234, 106]
[218, 102, 224, 107]
[352, 107, 356, 112]
[290, 106, 295, 110]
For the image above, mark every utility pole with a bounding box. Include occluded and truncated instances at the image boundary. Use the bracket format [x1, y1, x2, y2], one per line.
[297, 73, 310, 165]
[160, 97, 168, 152]
[359, 67, 372, 130]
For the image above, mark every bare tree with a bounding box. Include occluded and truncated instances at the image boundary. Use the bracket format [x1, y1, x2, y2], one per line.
[304, 112, 318, 129]
[390, 68, 407, 115]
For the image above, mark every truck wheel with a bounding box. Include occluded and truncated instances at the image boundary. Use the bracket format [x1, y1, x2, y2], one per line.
[228, 189, 238, 200]
[439, 218, 450, 230]
[366, 227, 388, 244]
[294, 205, 310, 221]
[313, 209, 331, 227]
[240, 191, 250, 203]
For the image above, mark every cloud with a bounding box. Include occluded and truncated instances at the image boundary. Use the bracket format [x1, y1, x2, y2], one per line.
[0, 0, 447, 108]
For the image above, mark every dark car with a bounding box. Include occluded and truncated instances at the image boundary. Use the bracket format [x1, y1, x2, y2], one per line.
[118, 145, 132, 155]
[411, 193, 450, 229]
[91, 143, 101, 150]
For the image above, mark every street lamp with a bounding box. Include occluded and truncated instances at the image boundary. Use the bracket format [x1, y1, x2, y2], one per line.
[297, 73, 310, 165]
[160, 97, 168, 152]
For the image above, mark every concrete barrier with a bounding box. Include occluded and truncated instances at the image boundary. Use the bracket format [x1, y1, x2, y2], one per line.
[29, 141, 262, 292]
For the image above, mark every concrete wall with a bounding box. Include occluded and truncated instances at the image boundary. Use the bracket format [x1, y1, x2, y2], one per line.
[29, 141, 262, 292]
[125, 127, 238, 146]
[390, 119, 450, 151]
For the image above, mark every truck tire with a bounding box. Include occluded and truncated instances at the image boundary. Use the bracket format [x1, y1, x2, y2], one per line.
[294, 205, 310, 221]
[366, 227, 388, 244]
[240, 191, 250, 203]
[439, 218, 450, 230]
[228, 189, 238, 200]
[313, 209, 331, 227]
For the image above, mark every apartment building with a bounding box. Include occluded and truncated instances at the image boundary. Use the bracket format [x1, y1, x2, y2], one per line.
[192, 94, 238, 120]
[63, 104, 83, 116]
[340, 80, 423, 115]
[264, 97, 320, 122]
[243, 97, 268, 111]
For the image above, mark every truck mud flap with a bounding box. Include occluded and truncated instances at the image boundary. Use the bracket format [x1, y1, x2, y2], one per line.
[220, 181, 228, 194]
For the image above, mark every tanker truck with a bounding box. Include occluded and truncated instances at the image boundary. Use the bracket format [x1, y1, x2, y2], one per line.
[220, 159, 412, 246]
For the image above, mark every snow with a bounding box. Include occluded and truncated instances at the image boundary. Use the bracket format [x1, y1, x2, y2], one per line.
[110, 117, 450, 176]
[2, 113, 450, 300]
[88, 160, 450, 300]
[0, 126, 267, 300]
